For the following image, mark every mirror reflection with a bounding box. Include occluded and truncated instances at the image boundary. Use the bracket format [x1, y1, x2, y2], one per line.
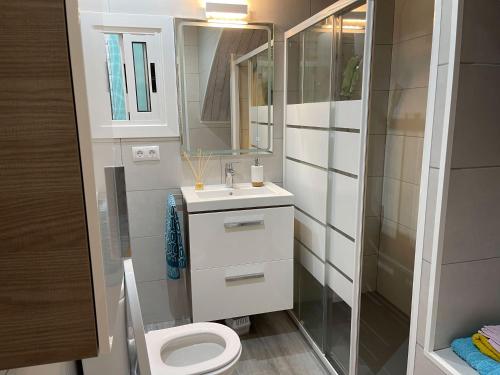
[176, 21, 273, 155]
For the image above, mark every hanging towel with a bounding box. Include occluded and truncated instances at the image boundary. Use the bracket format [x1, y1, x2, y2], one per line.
[165, 194, 186, 280]
[473, 333, 500, 362]
[451, 337, 500, 375]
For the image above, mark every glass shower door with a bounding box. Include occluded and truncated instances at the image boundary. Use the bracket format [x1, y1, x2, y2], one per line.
[285, 1, 373, 374]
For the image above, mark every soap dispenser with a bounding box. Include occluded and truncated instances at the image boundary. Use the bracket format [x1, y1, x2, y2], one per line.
[251, 157, 264, 187]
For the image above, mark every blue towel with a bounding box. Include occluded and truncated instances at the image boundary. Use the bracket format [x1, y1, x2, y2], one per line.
[165, 194, 186, 280]
[452, 337, 500, 375]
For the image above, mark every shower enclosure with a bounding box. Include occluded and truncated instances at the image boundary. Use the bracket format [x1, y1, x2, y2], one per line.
[284, 1, 373, 374]
[284, 0, 432, 373]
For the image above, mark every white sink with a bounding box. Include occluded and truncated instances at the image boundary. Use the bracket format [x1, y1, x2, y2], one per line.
[181, 182, 294, 212]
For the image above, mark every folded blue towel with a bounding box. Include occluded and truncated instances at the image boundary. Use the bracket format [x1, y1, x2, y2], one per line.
[165, 194, 186, 280]
[452, 337, 500, 375]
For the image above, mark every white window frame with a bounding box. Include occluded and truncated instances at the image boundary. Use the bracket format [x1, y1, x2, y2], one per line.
[80, 12, 179, 139]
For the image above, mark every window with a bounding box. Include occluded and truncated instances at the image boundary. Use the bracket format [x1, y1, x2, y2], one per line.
[80, 13, 179, 138]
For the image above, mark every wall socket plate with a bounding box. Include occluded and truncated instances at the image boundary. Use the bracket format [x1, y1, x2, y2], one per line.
[132, 145, 160, 162]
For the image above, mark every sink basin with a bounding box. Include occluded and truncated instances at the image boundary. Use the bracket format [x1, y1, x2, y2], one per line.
[181, 182, 294, 212]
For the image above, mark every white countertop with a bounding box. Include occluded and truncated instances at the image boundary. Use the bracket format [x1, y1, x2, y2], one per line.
[181, 182, 294, 213]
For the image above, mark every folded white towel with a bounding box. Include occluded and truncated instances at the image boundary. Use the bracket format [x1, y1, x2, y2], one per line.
[480, 325, 500, 353]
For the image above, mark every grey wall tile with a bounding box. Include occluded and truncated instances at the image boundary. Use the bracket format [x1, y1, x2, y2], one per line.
[452, 64, 500, 168]
[390, 35, 432, 90]
[367, 134, 386, 177]
[443, 167, 500, 263]
[374, 0, 395, 45]
[92, 140, 122, 193]
[372, 45, 393, 91]
[382, 177, 420, 230]
[131, 236, 166, 282]
[392, 0, 434, 44]
[387, 88, 428, 137]
[460, 0, 500, 64]
[127, 189, 170, 238]
[137, 278, 190, 325]
[434, 258, 500, 350]
[369, 90, 390, 135]
[384, 134, 424, 185]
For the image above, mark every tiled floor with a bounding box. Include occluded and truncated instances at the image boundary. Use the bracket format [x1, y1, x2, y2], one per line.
[236, 311, 329, 375]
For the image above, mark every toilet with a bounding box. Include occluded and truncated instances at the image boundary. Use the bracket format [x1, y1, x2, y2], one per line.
[146, 322, 241, 375]
[124, 259, 242, 375]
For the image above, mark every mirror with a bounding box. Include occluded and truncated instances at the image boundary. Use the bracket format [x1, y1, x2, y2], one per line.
[175, 20, 273, 156]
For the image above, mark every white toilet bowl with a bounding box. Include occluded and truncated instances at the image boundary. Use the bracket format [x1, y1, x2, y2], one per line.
[146, 322, 242, 375]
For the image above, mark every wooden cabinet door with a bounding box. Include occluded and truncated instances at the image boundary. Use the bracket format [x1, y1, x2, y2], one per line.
[0, 0, 98, 369]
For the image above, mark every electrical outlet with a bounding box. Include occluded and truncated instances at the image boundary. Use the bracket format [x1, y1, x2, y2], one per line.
[132, 146, 160, 162]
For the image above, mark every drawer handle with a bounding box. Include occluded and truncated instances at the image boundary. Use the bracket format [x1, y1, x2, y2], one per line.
[224, 220, 264, 229]
[225, 272, 265, 282]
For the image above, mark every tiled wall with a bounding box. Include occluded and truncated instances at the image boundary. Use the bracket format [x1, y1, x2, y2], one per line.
[87, 0, 337, 326]
[412, 0, 500, 373]
[376, 0, 434, 315]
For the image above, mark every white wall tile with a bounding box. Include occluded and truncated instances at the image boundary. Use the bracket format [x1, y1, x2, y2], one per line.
[294, 208, 326, 262]
[127, 189, 169, 238]
[384, 135, 424, 185]
[377, 219, 416, 315]
[182, 26, 198, 46]
[328, 172, 358, 238]
[460, 0, 500, 64]
[387, 87, 428, 137]
[121, 140, 222, 191]
[443, 167, 500, 263]
[131, 236, 166, 282]
[183, 46, 199, 74]
[434, 258, 500, 350]
[330, 131, 360, 175]
[285, 158, 328, 223]
[137, 279, 190, 325]
[452, 64, 500, 168]
[382, 177, 420, 230]
[392, 0, 434, 44]
[328, 227, 355, 280]
[185, 73, 200, 102]
[430, 65, 449, 168]
[390, 35, 432, 90]
[286, 127, 328, 168]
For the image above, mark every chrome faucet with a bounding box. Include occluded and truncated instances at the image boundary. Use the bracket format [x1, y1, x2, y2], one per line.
[225, 162, 237, 188]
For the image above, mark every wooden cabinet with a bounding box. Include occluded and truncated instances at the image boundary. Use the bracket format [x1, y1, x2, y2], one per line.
[0, 0, 98, 369]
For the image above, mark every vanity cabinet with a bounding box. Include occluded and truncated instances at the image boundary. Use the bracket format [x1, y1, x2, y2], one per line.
[182, 183, 294, 322]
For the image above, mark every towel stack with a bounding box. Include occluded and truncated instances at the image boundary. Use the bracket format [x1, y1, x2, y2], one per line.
[451, 325, 500, 375]
[475, 326, 500, 362]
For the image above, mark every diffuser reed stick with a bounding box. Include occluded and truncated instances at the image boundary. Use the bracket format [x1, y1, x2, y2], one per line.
[183, 150, 212, 190]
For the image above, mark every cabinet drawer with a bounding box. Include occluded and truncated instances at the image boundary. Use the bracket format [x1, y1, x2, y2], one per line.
[191, 260, 293, 322]
[189, 206, 293, 270]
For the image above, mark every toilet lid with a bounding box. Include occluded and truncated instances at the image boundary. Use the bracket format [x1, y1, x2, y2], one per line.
[146, 322, 241, 375]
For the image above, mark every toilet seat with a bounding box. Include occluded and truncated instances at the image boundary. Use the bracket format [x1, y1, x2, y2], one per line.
[146, 322, 242, 375]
